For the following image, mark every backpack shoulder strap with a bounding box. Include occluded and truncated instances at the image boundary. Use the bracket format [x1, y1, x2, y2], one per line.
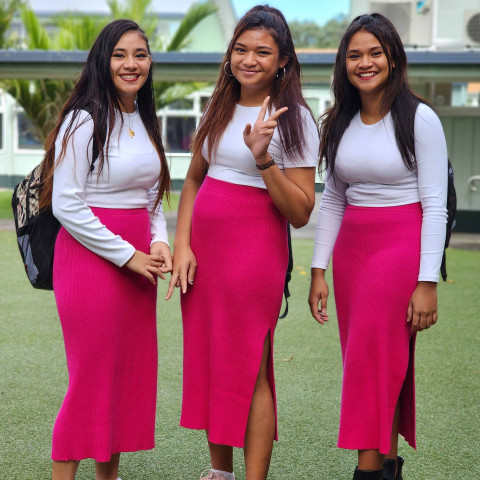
[440, 158, 457, 282]
[279, 222, 293, 319]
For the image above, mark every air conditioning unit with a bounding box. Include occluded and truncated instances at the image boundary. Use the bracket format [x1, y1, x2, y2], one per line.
[370, 0, 433, 47]
[463, 11, 480, 46]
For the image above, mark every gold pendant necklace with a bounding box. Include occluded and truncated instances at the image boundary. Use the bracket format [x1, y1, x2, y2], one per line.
[124, 111, 136, 138]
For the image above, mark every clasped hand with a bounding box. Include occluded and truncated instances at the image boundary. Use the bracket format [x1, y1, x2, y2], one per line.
[124, 241, 172, 286]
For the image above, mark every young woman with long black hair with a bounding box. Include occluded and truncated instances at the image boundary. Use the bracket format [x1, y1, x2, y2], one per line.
[309, 13, 448, 480]
[166, 6, 319, 480]
[41, 19, 171, 480]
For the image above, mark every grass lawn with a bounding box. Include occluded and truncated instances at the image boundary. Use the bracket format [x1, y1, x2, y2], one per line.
[0, 190, 180, 219]
[0, 232, 479, 480]
[0, 190, 14, 219]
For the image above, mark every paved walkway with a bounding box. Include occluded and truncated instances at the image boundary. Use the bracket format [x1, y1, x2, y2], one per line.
[3, 193, 479, 250]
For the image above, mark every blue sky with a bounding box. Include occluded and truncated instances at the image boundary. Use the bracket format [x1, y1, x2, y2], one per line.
[231, 0, 351, 25]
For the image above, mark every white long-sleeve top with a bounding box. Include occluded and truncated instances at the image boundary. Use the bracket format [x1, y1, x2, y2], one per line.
[204, 104, 319, 187]
[52, 109, 168, 267]
[311, 103, 448, 282]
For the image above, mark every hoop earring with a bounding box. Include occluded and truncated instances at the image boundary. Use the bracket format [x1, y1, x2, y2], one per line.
[223, 62, 234, 77]
[276, 67, 286, 80]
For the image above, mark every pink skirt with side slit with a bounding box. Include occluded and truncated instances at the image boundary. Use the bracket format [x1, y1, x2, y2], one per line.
[180, 177, 288, 448]
[52, 208, 158, 462]
[332, 203, 421, 454]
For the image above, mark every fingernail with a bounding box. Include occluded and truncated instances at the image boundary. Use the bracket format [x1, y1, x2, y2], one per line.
[189, 280, 194, 285]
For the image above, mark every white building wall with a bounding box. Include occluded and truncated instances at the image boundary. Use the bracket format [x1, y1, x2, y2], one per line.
[0, 83, 332, 188]
[351, 0, 480, 48]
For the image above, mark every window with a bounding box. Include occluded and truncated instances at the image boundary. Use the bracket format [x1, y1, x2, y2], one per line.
[167, 98, 194, 110]
[0, 93, 3, 150]
[165, 116, 196, 153]
[17, 112, 43, 150]
[159, 91, 213, 155]
[200, 96, 211, 112]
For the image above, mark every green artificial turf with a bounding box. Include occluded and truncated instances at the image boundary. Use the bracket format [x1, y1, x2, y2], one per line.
[0, 190, 13, 219]
[0, 233, 478, 479]
[0, 190, 180, 219]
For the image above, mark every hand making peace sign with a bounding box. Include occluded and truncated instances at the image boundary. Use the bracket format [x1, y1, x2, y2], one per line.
[243, 96, 288, 164]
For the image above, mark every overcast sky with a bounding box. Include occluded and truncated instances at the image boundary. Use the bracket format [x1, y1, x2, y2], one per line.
[28, 0, 350, 25]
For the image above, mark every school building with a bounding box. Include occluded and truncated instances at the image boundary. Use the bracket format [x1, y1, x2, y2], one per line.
[0, 0, 479, 230]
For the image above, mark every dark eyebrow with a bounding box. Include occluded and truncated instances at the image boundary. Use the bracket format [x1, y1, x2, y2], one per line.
[234, 42, 273, 51]
[112, 47, 149, 53]
[347, 46, 383, 54]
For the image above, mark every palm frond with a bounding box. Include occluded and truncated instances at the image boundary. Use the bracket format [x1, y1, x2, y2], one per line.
[20, 5, 50, 50]
[53, 15, 106, 50]
[108, 0, 157, 38]
[0, 0, 21, 48]
[106, 0, 121, 19]
[167, 1, 217, 52]
[156, 82, 209, 109]
[3, 0, 219, 141]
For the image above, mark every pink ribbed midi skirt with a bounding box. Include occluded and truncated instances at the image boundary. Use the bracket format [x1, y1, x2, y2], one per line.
[332, 203, 422, 454]
[180, 177, 288, 448]
[52, 208, 158, 462]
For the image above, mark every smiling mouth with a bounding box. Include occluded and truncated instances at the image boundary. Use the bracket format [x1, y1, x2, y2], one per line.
[357, 72, 377, 79]
[120, 74, 140, 81]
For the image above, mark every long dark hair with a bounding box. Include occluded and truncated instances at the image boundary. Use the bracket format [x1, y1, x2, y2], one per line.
[192, 4, 316, 162]
[40, 19, 170, 210]
[319, 13, 427, 175]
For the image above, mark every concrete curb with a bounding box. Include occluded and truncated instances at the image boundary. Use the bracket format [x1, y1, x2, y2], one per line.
[2, 216, 479, 251]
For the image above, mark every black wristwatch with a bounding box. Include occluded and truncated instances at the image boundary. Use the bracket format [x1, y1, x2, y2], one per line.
[256, 155, 276, 170]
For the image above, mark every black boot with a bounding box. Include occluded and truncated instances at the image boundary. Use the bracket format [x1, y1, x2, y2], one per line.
[353, 466, 384, 479]
[383, 456, 404, 480]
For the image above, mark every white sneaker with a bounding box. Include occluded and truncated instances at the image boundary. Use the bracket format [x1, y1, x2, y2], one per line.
[199, 470, 228, 480]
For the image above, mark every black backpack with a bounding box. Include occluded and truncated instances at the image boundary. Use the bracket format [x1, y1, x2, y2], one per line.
[11, 121, 99, 290]
[440, 159, 457, 281]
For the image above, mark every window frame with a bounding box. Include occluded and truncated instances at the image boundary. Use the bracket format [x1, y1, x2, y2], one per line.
[158, 91, 213, 157]
[0, 93, 4, 153]
[14, 107, 44, 155]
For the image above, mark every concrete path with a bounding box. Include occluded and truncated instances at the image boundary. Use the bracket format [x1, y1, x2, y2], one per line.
[3, 193, 479, 251]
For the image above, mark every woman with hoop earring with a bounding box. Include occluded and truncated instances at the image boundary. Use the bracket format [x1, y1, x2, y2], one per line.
[167, 5, 319, 480]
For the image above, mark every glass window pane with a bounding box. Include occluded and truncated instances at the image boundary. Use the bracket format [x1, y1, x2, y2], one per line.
[0, 114, 3, 149]
[200, 96, 211, 112]
[165, 116, 196, 153]
[18, 113, 43, 150]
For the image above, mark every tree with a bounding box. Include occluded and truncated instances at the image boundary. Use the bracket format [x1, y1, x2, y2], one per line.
[0, 0, 216, 142]
[0, 5, 99, 144]
[290, 15, 349, 49]
[0, 0, 22, 48]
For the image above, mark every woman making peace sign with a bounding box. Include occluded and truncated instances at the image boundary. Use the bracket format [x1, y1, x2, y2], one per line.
[167, 6, 319, 480]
